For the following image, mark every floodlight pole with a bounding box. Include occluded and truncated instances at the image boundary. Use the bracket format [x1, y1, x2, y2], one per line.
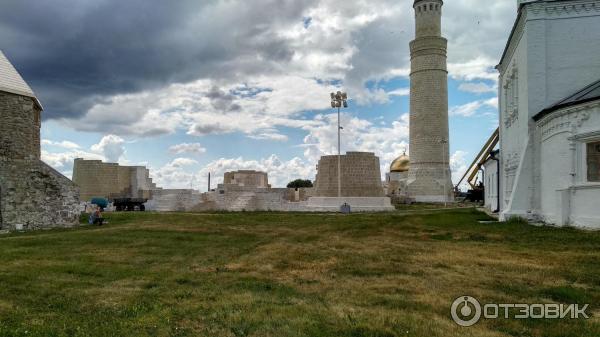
[337, 105, 341, 198]
[330, 91, 348, 199]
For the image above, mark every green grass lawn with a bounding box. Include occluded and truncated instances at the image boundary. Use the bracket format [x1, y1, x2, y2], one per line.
[0, 209, 598, 337]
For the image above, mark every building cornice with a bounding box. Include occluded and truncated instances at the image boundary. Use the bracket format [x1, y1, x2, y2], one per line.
[414, 0, 443, 6]
[497, 0, 600, 74]
[537, 100, 599, 125]
[496, 6, 527, 74]
[570, 129, 600, 141]
[536, 100, 599, 140]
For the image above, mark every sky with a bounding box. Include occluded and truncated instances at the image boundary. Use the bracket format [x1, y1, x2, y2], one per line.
[0, 0, 516, 190]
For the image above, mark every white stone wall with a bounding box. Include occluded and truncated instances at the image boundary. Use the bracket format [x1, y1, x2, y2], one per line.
[145, 185, 394, 213]
[483, 159, 499, 212]
[498, 0, 600, 227]
[536, 103, 600, 228]
[498, 16, 530, 218]
[145, 189, 203, 212]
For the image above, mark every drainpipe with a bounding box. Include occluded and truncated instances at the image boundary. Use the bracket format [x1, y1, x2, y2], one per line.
[489, 152, 501, 213]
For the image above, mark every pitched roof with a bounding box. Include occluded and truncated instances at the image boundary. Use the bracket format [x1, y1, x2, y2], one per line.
[533, 79, 600, 121]
[0, 50, 42, 109]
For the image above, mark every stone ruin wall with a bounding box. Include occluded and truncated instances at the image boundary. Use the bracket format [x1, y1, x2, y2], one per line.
[73, 159, 157, 201]
[145, 189, 203, 212]
[0, 92, 80, 231]
[190, 186, 308, 212]
[314, 152, 385, 197]
[130, 166, 157, 199]
[0, 159, 80, 230]
[145, 184, 314, 213]
[223, 171, 270, 188]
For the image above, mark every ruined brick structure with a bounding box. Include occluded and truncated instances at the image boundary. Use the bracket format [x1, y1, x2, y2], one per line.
[313, 152, 385, 197]
[223, 170, 270, 188]
[407, 0, 454, 202]
[0, 51, 80, 231]
[72, 159, 157, 201]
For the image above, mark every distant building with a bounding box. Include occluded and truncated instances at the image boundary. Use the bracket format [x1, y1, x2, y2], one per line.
[309, 152, 394, 211]
[191, 171, 307, 212]
[0, 50, 80, 231]
[72, 159, 157, 201]
[223, 170, 270, 188]
[313, 152, 386, 197]
[490, 0, 600, 228]
[147, 171, 274, 212]
[482, 150, 500, 213]
[385, 152, 410, 200]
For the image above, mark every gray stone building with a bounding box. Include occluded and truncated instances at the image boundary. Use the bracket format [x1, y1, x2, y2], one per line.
[407, 0, 453, 203]
[313, 152, 386, 197]
[0, 50, 80, 231]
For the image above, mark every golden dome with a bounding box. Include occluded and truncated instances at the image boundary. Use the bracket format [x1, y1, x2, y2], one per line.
[390, 153, 410, 172]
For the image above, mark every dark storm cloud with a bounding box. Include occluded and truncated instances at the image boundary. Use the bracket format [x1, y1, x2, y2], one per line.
[191, 123, 233, 136]
[207, 86, 242, 112]
[0, 0, 313, 119]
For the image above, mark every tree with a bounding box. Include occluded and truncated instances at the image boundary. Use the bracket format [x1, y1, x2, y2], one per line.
[286, 179, 313, 189]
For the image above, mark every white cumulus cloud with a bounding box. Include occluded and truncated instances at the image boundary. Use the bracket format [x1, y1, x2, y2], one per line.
[458, 82, 497, 94]
[91, 135, 126, 163]
[450, 98, 498, 117]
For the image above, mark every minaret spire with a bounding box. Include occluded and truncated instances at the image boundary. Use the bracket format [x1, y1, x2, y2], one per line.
[407, 0, 453, 203]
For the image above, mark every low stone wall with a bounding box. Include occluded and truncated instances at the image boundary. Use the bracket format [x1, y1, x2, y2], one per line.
[143, 183, 393, 213]
[303, 197, 395, 212]
[0, 159, 81, 231]
[192, 187, 291, 212]
[145, 189, 203, 212]
[148, 186, 394, 213]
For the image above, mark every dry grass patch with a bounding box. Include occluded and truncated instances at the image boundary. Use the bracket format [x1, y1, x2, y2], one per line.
[0, 209, 597, 337]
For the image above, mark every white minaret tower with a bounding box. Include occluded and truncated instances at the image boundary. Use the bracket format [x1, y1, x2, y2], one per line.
[407, 0, 453, 203]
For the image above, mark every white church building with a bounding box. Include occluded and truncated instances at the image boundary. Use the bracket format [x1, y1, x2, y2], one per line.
[490, 0, 600, 228]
